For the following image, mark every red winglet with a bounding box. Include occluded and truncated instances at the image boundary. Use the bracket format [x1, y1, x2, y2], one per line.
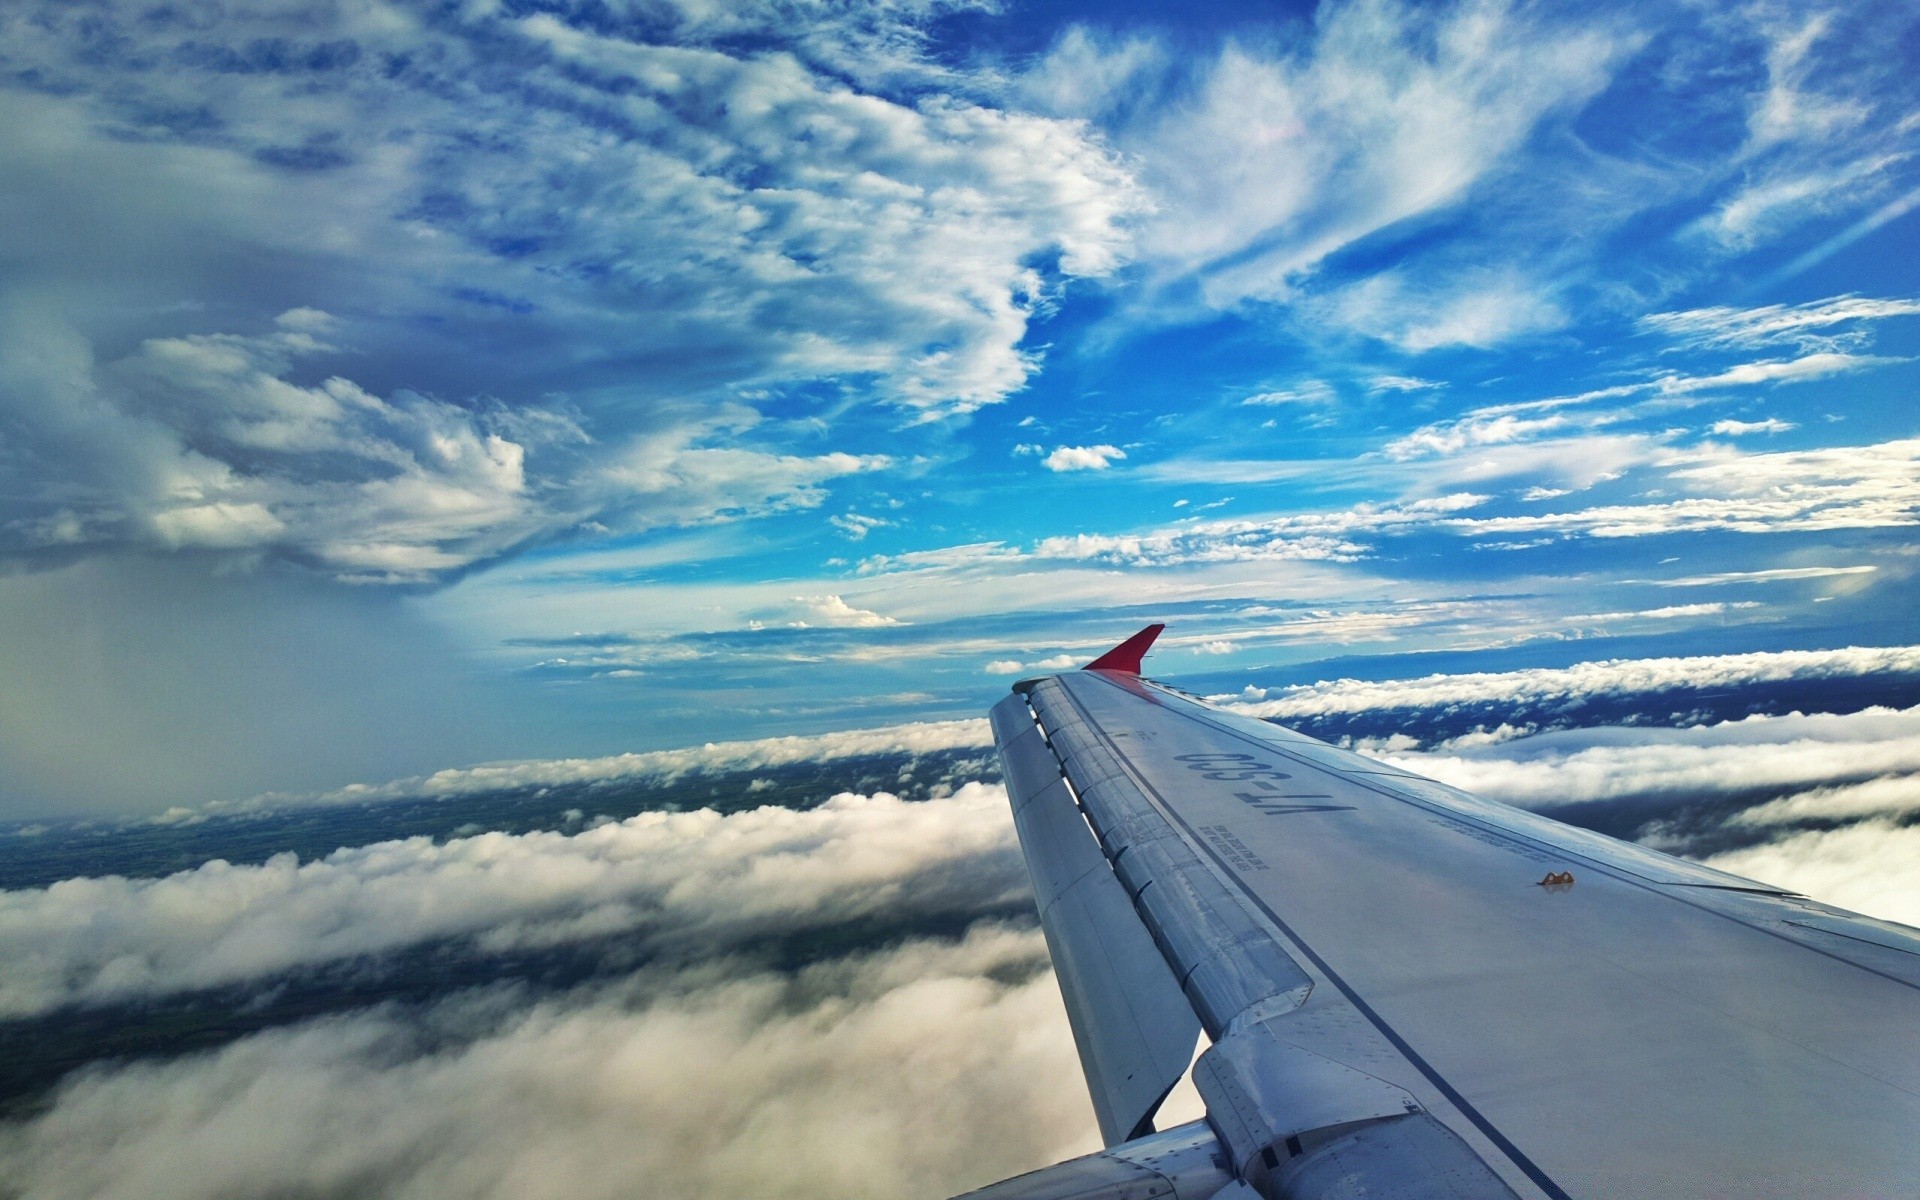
[1083, 623, 1164, 674]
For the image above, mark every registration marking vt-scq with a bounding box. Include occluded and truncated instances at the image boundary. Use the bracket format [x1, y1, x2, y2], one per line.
[1174, 753, 1356, 816]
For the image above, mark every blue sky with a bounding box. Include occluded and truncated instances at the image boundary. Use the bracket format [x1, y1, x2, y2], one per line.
[2, 0, 1918, 814]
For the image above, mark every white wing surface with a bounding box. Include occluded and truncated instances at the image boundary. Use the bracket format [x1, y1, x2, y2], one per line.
[958, 627, 1920, 1200]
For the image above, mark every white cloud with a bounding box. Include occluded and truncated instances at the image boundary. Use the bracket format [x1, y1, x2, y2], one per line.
[1704, 821, 1920, 927]
[1387, 706, 1920, 811]
[1681, 13, 1899, 255]
[252, 719, 995, 812]
[1077, 2, 1624, 316]
[983, 654, 1079, 676]
[1451, 438, 1920, 539]
[1241, 382, 1336, 406]
[0, 926, 1100, 1200]
[1729, 773, 1920, 828]
[1639, 295, 1920, 352]
[830, 513, 891, 540]
[1647, 565, 1876, 587]
[1382, 410, 1581, 461]
[1710, 418, 1796, 435]
[1221, 643, 1920, 719]
[595, 415, 892, 535]
[0, 308, 908, 582]
[0, 3, 1141, 417]
[0, 784, 1024, 1018]
[789, 595, 904, 628]
[0, 0, 1147, 582]
[1368, 375, 1441, 394]
[1042, 445, 1126, 472]
[0, 312, 592, 582]
[1031, 494, 1487, 566]
[1312, 267, 1569, 352]
[1654, 351, 1898, 394]
[1562, 602, 1757, 622]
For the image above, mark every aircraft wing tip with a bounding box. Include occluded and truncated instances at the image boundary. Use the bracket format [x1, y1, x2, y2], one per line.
[1083, 623, 1165, 674]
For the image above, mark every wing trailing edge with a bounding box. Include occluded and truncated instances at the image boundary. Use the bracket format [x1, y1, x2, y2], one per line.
[989, 694, 1200, 1146]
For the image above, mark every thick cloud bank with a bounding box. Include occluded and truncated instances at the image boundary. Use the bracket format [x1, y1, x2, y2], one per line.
[235, 718, 994, 814]
[1222, 644, 1920, 719]
[1704, 822, 1920, 927]
[0, 927, 1098, 1200]
[0, 785, 1023, 1018]
[1392, 705, 1920, 810]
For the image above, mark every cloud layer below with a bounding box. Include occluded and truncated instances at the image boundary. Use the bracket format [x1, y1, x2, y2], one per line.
[0, 785, 1023, 1019]
[0, 926, 1096, 1200]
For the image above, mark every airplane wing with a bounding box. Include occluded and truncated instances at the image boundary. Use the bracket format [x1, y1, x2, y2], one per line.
[959, 625, 1920, 1200]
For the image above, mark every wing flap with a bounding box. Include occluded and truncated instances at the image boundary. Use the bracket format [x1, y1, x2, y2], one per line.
[953, 1119, 1232, 1200]
[1027, 680, 1314, 1037]
[992, 695, 1201, 1147]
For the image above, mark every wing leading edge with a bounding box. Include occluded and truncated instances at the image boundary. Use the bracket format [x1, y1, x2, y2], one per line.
[959, 627, 1920, 1200]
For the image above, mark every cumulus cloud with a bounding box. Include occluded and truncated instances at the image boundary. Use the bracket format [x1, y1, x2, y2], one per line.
[0, 1, 1138, 414]
[0, 926, 1099, 1200]
[1222, 643, 1920, 718]
[788, 595, 904, 628]
[0, 785, 1025, 1018]
[0, 311, 592, 581]
[1042, 445, 1126, 472]
[0, 0, 1143, 581]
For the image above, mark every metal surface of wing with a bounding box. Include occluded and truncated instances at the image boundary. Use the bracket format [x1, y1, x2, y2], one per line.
[965, 632, 1920, 1200]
